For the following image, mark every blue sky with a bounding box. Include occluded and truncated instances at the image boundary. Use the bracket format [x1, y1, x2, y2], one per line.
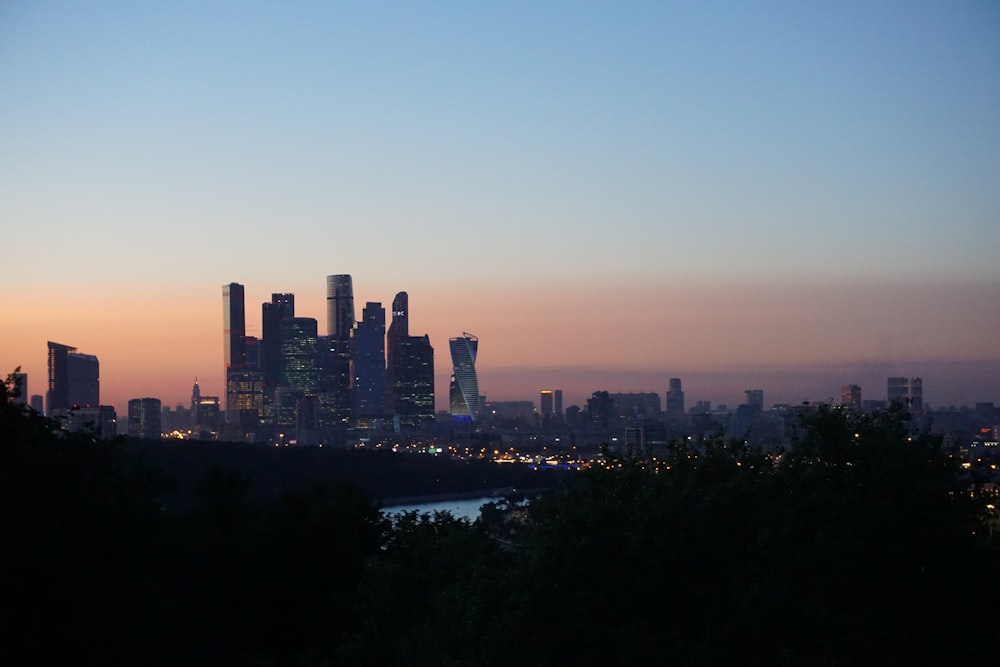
[2, 1, 998, 409]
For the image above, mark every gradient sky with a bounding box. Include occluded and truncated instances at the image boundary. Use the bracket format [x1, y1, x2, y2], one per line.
[2, 1, 999, 412]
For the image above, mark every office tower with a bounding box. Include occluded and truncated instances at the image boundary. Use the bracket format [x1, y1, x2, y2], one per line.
[909, 377, 923, 413]
[281, 318, 319, 393]
[449, 333, 480, 422]
[744, 389, 764, 410]
[841, 384, 862, 411]
[611, 392, 662, 421]
[353, 302, 386, 421]
[194, 395, 221, 432]
[226, 368, 264, 428]
[223, 282, 249, 423]
[30, 395, 43, 414]
[46, 341, 75, 412]
[63, 405, 117, 440]
[318, 335, 353, 430]
[128, 397, 162, 440]
[326, 274, 355, 339]
[554, 389, 563, 417]
[540, 390, 554, 417]
[223, 283, 247, 369]
[12, 372, 27, 405]
[67, 353, 100, 407]
[887, 377, 909, 407]
[666, 378, 685, 420]
[393, 334, 435, 428]
[261, 293, 295, 420]
[322, 275, 355, 430]
[385, 291, 408, 413]
[587, 391, 614, 429]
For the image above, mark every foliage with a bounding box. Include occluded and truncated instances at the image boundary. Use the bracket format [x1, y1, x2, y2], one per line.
[3, 371, 997, 665]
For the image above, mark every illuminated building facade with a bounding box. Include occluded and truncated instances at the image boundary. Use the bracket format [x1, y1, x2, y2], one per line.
[449, 333, 480, 422]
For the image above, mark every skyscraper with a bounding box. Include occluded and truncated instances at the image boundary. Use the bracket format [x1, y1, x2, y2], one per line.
[353, 301, 386, 421]
[394, 334, 435, 428]
[281, 317, 319, 393]
[666, 378, 685, 419]
[887, 377, 909, 407]
[326, 274, 355, 339]
[841, 384, 862, 411]
[261, 293, 295, 420]
[540, 390, 554, 417]
[908, 377, 923, 413]
[449, 333, 480, 422]
[46, 341, 75, 413]
[223, 282, 247, 370]
[323, 275, 355, 431]
[128, 397, 162, 440]
[385, 291, 408, 414]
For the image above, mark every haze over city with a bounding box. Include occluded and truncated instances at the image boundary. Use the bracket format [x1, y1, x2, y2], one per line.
[2, 2, 998, 411]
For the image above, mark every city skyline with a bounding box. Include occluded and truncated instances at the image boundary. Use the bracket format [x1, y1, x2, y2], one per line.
[2, 3, 998, 412]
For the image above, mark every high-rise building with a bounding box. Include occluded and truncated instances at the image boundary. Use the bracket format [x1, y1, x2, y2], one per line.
[281, 318, 319, 393]
[261, 293, 295, 420]
[128, 397, 162, 440]
[67, 352, 99, 407]
[385, 291, 409, 413]
[554, 389, 563, 417]
[323, 275, 355, 431]
[841, 384, 862, 411]
[353, 301, 386, 422]
[223, 282, 247, 370]
[393, 334, 435, 428]
[887, 377, 909, 407]
[46, 341, 75, 413]
[744, 389, 764, 409]
[666, 378, 685, 419]
[326, 274, 355, 339]
[29, 395, 43, 414]
[223, 282, 248, 423]
[449, 333, 480, 422]
[540, 390, 554, 417]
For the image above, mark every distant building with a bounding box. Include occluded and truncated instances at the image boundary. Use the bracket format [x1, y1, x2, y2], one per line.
[281, 318, 320, 393]
[744, 389, 764, 410]
[353, 301, 386, 422]
[223, 282, 247, 370]
[393, 334, 435, 428]
[485, 400, 535, 421]
[57, 404, 117, 440]
[610, 392, 662, 422]
[326, 274, 355, 339]
[540, 390, 554, 417]
[385, 291, 409, 415]
[223, 282, 247, 421]
[30, 394, 43, 414]
[449, 333, 480, 422]
[666, 378, 685, 420]
[554, 389, 563, 417]
[47, 342, 99, 412]
[887, 376, 923, 412]
[261, 293, 295, 419]
[587, 391, 615, 430]
[128, 397, 162, 440]
[841, 384, 862, 411]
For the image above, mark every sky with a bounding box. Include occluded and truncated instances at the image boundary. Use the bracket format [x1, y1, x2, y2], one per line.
[2, 1, 999, 413]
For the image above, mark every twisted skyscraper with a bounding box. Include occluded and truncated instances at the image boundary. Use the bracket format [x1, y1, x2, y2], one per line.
[449, 332, 480, 422]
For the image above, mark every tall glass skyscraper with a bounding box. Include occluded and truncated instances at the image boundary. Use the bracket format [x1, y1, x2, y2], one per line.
[326, 274, 355, 339]
[449, 333, 480, 422]
[395, 334, 435, 428]
[385, 291, 408, 414]
[353, 301, 386, 421]
[223, 282, 246, 369]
